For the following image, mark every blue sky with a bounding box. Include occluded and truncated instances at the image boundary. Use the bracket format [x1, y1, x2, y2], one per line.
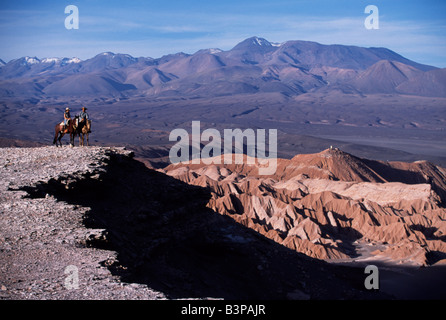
[1, 0, 445, 67]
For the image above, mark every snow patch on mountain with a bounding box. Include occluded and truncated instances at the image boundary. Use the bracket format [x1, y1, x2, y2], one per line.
[24, 57, 40, 65]
[252, 36, 272, 47]
[63, 57, 82, 64]
[20, 56, 82, 66]
[41, 58, 61, 64]
[208, 48, 223, 54]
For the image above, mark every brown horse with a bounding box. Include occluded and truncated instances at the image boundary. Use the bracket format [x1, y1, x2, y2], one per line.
[53, 118, 75, 147]
[76, 118, 91, 147]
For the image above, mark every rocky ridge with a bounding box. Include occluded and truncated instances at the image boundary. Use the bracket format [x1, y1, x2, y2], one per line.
[0, 146, 165, 299]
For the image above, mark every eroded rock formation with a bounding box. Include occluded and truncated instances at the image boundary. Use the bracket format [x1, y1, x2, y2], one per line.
[164, 148, 446, 266]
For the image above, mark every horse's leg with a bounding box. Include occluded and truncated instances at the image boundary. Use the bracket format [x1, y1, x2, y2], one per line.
[53, 128, 61, 146]
[58, 132, 64, 147]
[86, 133, 89, 146]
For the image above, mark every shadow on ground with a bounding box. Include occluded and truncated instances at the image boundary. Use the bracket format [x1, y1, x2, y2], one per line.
[22, 151, 391, 299]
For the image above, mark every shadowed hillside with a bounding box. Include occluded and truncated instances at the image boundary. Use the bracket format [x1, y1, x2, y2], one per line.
[15, 147, 385, 299]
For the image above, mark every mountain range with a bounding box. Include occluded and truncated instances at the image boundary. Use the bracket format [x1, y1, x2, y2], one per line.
[1, 36, 445, 98]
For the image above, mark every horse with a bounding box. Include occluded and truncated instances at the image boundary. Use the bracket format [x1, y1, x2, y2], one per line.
[53, 118, 75, 147]
[76, 117, 91, 147]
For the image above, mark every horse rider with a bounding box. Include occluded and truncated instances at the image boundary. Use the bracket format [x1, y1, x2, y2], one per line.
[63, 107, 71, 131]
[78, 107, 91, 133]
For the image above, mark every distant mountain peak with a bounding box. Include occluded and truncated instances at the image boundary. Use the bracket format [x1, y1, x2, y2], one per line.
[11, 56, 82, 66]
[23, 56, 40, 65]
[40, 57, 81, 64]
[195, 48, 223, 55]
[232, 36, 274, 51]
[62, 57, 82, 64]
[95, 52, 138, 61]
[251, 36, 272, 47]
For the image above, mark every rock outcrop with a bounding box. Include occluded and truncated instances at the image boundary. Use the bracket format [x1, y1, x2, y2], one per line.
[0, 146, 165, 299]
[0, 146, 387, 300]
[164, 148, 446, 266]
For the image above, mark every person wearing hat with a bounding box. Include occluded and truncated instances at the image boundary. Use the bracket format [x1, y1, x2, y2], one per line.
[78, 107, 89, 122]
[78, 107, 91, 133]
[63, 107, 71, 130]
